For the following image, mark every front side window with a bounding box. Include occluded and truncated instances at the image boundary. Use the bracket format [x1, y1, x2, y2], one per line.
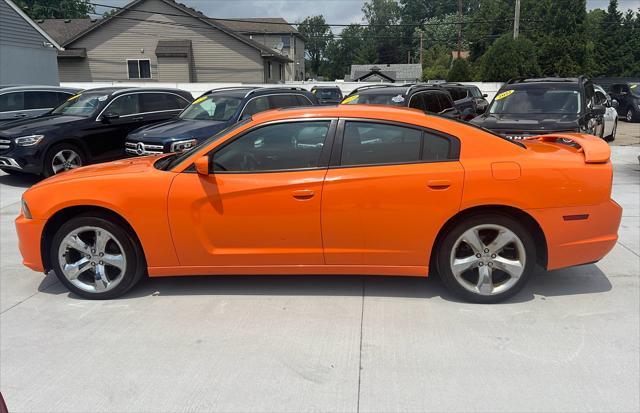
[212, 121, 330, 172]
[181, 95, 242, 121]
[128, 60, 151, 79]
[408, 94, 426, 111]
[489, 86, 581, 114]
[24, 91, 64, 110]
[341, 122, 422, 166]
[104, 94, 140, 117]
[0, 92, 24, 112]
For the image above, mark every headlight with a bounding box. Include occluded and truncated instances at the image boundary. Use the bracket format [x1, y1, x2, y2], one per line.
[14, 135, 44, 146]
[21, 197, 32, 219]
[170, 139, 197, 152]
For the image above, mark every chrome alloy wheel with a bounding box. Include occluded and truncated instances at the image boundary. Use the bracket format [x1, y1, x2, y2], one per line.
[57, 226, 127, 293]
[449, 224, 526, 296]
[627, 109, 633, 122]
[51, 149, 82, 174]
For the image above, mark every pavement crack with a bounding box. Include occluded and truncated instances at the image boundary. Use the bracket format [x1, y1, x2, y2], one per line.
[356, 276, 365, 413]
[0, 279, 59, 315]
[617, 241, 640, 258]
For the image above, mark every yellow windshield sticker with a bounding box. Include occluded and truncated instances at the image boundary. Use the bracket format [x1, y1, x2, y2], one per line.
[495, 90, 515, 100]
[67, 94, 81, 101]
[631, 84, 638, 89]
[192, 96, 208, 105]
[311, 89, 317, 94]
[341, 94, 359, 104]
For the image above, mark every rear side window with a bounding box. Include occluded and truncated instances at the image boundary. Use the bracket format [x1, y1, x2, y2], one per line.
[437, 93, 454, 110]
[165, 94, 189, 110]
[242, 96, 270, 118]
[341, 122, 422, 166]
[24, 91, 65, 110]
[422, 92, 442, 113]
[295, 95, 313, 106]
[269, 95, 299, 108]
[0, 92, 24, 112]
[422, 132, 452, 161]
[408, 94, 426, 111]
[140, 93, 185, 112]
[105, 94, 140, 116]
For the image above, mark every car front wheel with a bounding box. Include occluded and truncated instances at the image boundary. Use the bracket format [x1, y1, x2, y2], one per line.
[43, 143, 85, 177]
[626, 109, 636, 122]
[436, 214, 536, 303]
[50, 214, 145, 299]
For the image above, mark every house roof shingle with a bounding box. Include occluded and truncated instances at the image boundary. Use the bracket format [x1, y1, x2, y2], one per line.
[350, 64, 423, 82]
[210, 17, 299, 35]
[37, 18, 99, 45]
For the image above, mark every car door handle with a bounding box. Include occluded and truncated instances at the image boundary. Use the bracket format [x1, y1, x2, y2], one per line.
[427, 180, 451, 190]
[13, 113, 27, 118]
[292, 189, 315, 199]
[131, 116, 144, 121]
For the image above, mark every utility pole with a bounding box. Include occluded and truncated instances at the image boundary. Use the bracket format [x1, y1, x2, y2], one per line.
[513, 0, 521, 39]
[419, 30, 423, 67]
[457, 0, 462, 58]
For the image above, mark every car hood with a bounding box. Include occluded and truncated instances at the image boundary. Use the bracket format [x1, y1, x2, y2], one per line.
[32, 155, 165, 188]
[129, 119, 229, 142]
[470, 113, 580, 132]
[0, 115, 85, 137]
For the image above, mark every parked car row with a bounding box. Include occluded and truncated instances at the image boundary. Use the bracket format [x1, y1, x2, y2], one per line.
[1, 78, 635, 178]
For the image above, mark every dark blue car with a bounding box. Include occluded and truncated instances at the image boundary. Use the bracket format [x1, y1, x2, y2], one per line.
[125, 86, 318, 155]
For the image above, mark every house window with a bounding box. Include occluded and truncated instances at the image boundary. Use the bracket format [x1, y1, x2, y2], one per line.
[268, 61, 272, 79]
[281, 36, 291, 48]
[127, 59, 151, 79]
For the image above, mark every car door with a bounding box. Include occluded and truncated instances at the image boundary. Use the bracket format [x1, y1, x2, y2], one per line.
[167, 119, 336, 268]
[22, 91, 70, 119]
[139, 92, 188, 123]
[0, 92, 24, 123]
[322, 120, 464, 268]
[89, 93, 147, 160]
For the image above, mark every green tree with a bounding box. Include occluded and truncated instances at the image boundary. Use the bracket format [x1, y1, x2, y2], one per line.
[298, 15, 333, 77]
[321, 24, 367, 80]
[362, 0, 401, 63]
[480, 35, 540, 81]
[14, 0, 94, 19]
[448, 58, 471, 81]
[422, 45, 451, 80]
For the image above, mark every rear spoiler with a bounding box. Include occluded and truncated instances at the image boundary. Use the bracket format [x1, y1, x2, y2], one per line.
[523, 133, 611, 163]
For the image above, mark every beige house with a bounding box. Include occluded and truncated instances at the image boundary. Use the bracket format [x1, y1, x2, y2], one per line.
[38, 0, 294, 83]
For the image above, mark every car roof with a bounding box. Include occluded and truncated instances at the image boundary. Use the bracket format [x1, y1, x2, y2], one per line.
[81, 87, 191, 96]
[352, 84, 445, 96]
[501, 82, 580, 90]
[205, 86, 313, 98]
[311, 85, 340, 89]
[0, 85, 81, 93]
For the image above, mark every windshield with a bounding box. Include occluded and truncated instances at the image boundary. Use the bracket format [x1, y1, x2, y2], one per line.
[180, 95, 242, 121]
[51, 92, 108, 117]
[489, 87, 581, 114]
[629, 83, 640, 97]
[315, 89, 341, 100]
[342, 93, 406, 106]
[162, 118, 252, 171]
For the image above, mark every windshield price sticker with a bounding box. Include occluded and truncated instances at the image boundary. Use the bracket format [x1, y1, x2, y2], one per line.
[495, 90, 515, 100]
[67, 94, 81, 101]
[341, 95, 359, 104]
[391, 94, 405, 103]
[98, 95, 108, 102]
[192, 96, 208, 105]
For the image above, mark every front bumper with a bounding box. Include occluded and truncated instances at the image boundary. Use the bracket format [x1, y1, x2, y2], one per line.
[527, 199, 623, 270]
[125, 141, 165, 156]
[15, 214, 46, 272]
[0, 144, 45, 174]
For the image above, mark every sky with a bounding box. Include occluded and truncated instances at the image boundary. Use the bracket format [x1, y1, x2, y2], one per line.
[93, 0, 640, 27]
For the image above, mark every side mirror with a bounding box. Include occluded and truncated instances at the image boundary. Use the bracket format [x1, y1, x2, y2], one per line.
[611, 99, 619, 109]
[195, 156, 210, 175]
[483, 94, 488, 98]
[101, 112, 119, 123]
[592, 104, 606, 116]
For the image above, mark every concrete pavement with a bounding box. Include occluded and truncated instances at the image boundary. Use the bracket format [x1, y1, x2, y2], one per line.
[0, 145, 638, 412]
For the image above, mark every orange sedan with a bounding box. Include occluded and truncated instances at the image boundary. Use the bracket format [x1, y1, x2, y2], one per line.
[15, 105, 622, 303]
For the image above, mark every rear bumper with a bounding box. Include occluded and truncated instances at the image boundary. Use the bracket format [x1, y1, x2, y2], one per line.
[527, 199, 623, 270]
[15, 214, 46, 272]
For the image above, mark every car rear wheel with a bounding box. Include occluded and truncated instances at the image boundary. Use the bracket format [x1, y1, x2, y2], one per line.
[436, 214, 536, 303]
[43, 143, 85, 177]
[50, 215, 145, 299]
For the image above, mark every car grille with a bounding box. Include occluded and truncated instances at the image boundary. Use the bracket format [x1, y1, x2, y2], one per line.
[0, 139, 11, 152]
[125, 141, 164, 156]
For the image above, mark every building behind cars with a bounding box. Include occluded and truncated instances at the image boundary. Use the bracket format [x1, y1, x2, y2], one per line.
[471, 77, 606, 140]
[341, 84, 461, 119]
[126, 86, 318, 155]
[0, 86, 81, 124]
[0, 0, 62, 85]
[347, 64, 422, 83]
[37, 0, 298, 84]
[0, 87, 192, 176]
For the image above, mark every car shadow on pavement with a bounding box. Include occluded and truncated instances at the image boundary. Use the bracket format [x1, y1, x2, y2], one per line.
[0, 173, 40, 188]
[38, 263, 612, 304]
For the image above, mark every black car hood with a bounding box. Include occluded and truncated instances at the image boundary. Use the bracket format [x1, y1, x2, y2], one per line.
[0, 115, 85, 137]
[470, 113, 580, 133]
[129, 119, 230, 142]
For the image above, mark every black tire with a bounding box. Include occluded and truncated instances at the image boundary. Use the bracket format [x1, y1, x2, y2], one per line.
[50, 214, 145, 299]
[43, 143, 86, 177]
[436, 214, 536, 304]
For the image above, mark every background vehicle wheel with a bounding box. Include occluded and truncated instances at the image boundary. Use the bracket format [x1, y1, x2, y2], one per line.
[43, 143, 85, 177]
[436, 214, 536, 303]
[626, 109, 635, 122]
[50, 214, 145, 299]
[604, 120, 617, 142]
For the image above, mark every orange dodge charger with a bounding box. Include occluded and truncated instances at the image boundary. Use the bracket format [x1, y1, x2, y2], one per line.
[15, 105, 622, 303]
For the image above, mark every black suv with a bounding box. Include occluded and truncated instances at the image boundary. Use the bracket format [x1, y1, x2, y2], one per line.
[310, 85, 343, 105]
[608, 82, 640, 122]
[341, 84, 461, 119]
[0, 87, 192, 176]
[471, 77, 605, 140]
[125, 87, 318, 156]
[441, 83, 489, 117]
[0, 85, 81, 124]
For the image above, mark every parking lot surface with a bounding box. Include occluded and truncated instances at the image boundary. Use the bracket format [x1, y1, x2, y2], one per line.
[0, 136, 639, 412]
